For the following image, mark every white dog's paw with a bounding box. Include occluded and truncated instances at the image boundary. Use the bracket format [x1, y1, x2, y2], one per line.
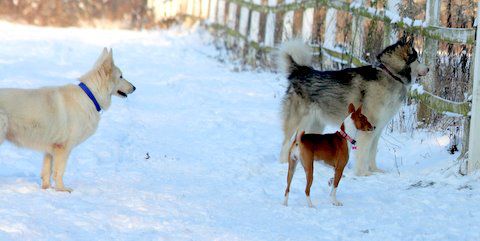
[370, 167, 385, 173]
[355, 169, 372, 176]
[55, 187, 73, 193]
[41, 182, 51, 190]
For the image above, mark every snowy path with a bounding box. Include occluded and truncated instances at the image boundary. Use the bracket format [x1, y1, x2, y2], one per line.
[0, 22, 478, 240]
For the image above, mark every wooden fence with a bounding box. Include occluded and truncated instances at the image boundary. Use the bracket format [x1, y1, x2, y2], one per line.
[148, 0, 480, 174]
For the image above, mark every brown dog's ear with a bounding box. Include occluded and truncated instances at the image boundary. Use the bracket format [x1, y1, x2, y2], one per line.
[348, 103, 355, 114]
[356, 104, 363, 114]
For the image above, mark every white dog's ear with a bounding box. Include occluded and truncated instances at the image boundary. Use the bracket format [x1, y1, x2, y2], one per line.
[107, 49, 113, 63]
[98, 47, 113, 72]
[93, 47, 109, 68]
[102, 47, 108, 56]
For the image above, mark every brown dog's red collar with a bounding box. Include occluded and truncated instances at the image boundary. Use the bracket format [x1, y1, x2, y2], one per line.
[338, 130, 357, 146]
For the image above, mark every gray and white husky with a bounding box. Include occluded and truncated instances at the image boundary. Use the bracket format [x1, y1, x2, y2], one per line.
[278, 36, 428, 176]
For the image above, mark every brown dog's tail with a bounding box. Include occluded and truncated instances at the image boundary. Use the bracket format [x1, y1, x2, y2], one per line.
[297, 130, 305, 143]
[288, 130, 305, 163]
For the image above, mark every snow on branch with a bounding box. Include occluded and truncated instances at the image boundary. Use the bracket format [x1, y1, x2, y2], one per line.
[410, 84, 471, 117]
[225, 0, 475, 44]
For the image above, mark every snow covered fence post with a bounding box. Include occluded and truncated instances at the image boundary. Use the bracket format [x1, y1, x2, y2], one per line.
[237, 1, 250, 59]
[202, 0, 210, 18]
[247, 0, 262, 66]
[264, 0, 277, 48]
[467, 2, 480, 174]
[274, 0, 285, 44]
[186, 0, 194, 16]
[292, 1, 304, 38]
[417, 0, 441, 127]
[195, 0, 202, 17]
[227, 1, 238, 48]
[209, 0, 218, 23]
[350, 0, 365, 65]
[282, 0, 295, 41]
[301, 3, 314, 42]
[217, 0, 226, 25]
[383, 0, 400, 46]
[323, 8, 337, 69]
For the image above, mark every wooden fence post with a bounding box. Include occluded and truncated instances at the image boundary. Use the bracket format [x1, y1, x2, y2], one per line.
[302, 6, 314, 41]
[282, 0, 295, 41]
[417, 0, 441, 127]
[201, 0, 210, 18]
[226, 1, 238, 48]
[351, 0, 365, 63]
[217, 0, 226, 24]
[249, 0, 261, 43]
[258, 0, 268, 44]
[467, 1, 480, 173]
[274, 0, 285, 44]
[264, 0, 277, 47]
[186, 0, 193, 16]
[292, 2, 304, 38]
[384, 0, 400, 46]
[227, 2, 237, 30]
[209, 0, 218, 22]
[196, 0, 202, 17]
[247, 0, 263, 66]
[323, 8, 337, 68]
[174, 0, 181, 18]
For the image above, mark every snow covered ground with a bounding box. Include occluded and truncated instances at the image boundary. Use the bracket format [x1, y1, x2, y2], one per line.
[0, 21, 478, 241]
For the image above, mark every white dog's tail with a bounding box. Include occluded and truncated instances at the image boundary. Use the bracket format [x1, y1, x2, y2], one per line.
[277, 39, 312, 76]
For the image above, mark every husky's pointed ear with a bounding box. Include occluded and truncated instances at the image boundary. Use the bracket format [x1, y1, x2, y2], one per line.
[348, 103, 356, 114]
[398, 35, 408, 45]
[407, 35, 414, 46]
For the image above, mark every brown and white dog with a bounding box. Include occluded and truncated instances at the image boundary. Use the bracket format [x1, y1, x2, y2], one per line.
[283, 103, 374, 207]
[278, 36, 428, 176]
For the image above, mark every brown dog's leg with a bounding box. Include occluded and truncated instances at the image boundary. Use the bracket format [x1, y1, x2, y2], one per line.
[41, 153, 53, 189]
[331, 159, 346, 206]
[301, 151, 314, 208]
[284, 156, 298, 206]
[52, 146, 72, 193]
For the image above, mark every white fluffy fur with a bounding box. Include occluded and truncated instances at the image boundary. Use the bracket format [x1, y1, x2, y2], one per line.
[277, 39, 312, 74]
[0, 48, 135, 192]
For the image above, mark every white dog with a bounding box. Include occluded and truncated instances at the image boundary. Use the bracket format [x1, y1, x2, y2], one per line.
[0, 48, 135, 192]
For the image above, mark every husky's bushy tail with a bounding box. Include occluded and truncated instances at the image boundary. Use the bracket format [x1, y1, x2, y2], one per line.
[277, 39, 312, 76]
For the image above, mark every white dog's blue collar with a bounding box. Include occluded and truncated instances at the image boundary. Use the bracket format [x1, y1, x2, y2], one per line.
[79, 82, 101, 112]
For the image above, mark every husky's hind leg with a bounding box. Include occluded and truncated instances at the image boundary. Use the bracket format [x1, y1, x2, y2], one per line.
[280, 95, 306, 163]
[368, 130, 384, 173]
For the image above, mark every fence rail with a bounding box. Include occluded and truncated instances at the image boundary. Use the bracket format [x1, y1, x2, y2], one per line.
[149, 0, 480, 173]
